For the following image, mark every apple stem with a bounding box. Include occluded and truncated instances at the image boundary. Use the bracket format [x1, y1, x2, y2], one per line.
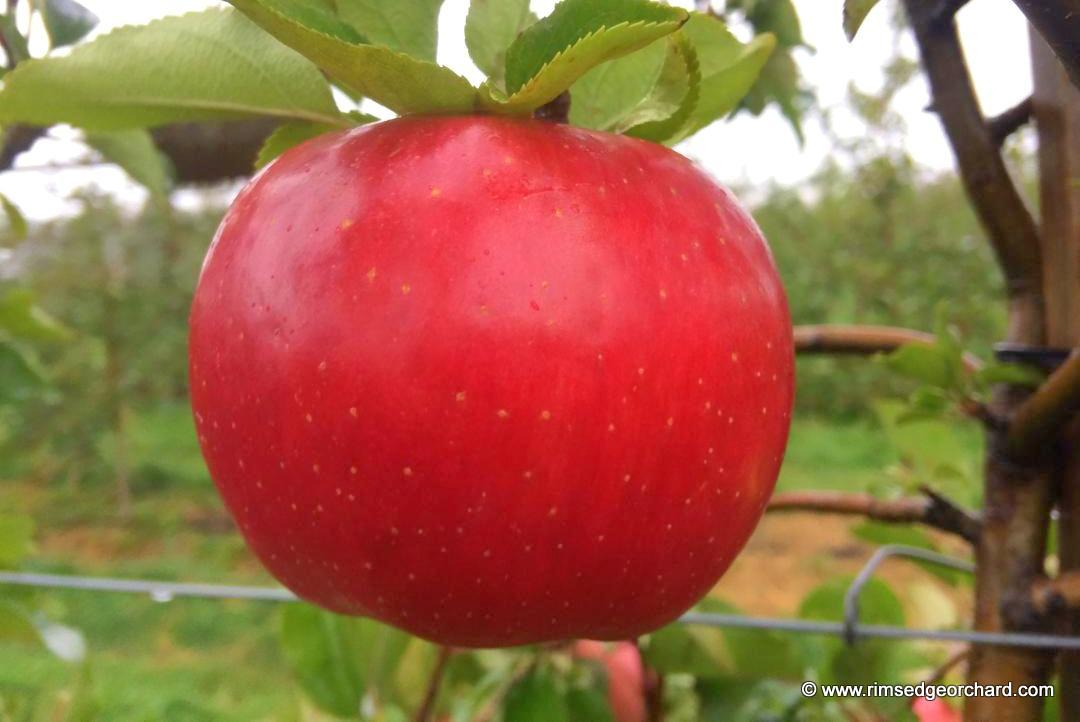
[413, 646, 453, 722]
[533, 91, 571, 123]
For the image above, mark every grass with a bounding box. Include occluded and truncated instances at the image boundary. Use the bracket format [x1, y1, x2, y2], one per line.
[0, 408, 985, 720]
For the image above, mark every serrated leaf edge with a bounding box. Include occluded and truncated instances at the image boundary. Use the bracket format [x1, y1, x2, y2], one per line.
[481, 17, 685, 115]
[624, 31, 701, 142]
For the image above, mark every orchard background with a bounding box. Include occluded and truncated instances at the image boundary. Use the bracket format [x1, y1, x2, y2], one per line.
[0, 0, 1077, 721]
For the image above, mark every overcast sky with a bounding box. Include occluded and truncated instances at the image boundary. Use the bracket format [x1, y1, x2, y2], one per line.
[0, 0, 1034, 221]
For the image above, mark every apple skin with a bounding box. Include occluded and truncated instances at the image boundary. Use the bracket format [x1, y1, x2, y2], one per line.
[573, 640, 648, 722]
[912, 697, 961, 722]
[189, 115, 793, 647]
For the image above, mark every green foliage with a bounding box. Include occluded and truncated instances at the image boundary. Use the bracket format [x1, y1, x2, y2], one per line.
[255, 115, 376, 168]
[0, 13, 29, 64]
[621, 31, 700, 142]
[674, 13, 774, 142]
[31, 0, 99, 49]
[482, 0, 687, 115]
[843, 0, 882, 40]
[568, 37, 667, 130]
[0, 338, 47, 403]
[226, 0, 478, 116]
[0, 288, 70, 343]
[465, 0, 537, 87]
[0, 514, 33, 568]
[84, 130, 174, 206]
[883, 342, 963, 392]
[760, 156, 1010, 418]
[504, 668, 569, 722]
[721, 0, 812, 139]
[565, 687, 613, 722]
[334, 0, 445, 62]
[279, 604, 423, 718]
[0, 192, 27, 242]
[0, 8, 346, 130]
[0, 599, 45, 647]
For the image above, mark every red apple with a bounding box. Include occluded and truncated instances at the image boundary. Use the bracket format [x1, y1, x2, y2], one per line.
[912, 697, 962, 722]
[189, 115, 793, 647]
[573, 640, 647, 722]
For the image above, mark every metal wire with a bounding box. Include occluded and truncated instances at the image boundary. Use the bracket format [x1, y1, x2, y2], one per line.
[4, 566, 1080, 651]
[843, 544, 975, 645]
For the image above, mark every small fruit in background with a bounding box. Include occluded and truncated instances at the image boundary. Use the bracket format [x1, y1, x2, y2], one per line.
[913, 696, 962, 722]
[573, 640, 647, 722]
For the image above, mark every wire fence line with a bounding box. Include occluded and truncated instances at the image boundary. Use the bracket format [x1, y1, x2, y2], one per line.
[3, 571, 1078, 651]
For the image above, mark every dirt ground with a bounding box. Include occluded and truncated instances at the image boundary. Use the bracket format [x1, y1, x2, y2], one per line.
[713, 512, 973, 623]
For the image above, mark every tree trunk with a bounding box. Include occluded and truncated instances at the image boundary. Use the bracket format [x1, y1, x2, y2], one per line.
[1030, 28, 1080, 720]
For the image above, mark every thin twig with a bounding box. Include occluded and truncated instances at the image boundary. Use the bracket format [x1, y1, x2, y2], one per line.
[793, 324, 983, 373]
[1007, 349, 1080, 459]
[924, 647, 970, 685]
[989, 96, 1034, 146]
[414, 646, 453, 722]
[904, 0, 1045, 345]
[768, 487, 981, 543]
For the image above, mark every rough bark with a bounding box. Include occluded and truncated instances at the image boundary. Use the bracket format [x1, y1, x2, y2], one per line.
[903, 2, 1056, 719]
[1011, 0, 1080, 89]
[1031, 30, 1080, 720]
[768, 488, 980, 543]
[904, 0, 1045, 345]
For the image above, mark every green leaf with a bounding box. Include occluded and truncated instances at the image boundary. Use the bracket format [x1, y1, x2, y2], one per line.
[0, 288, 70, 342]
[280, 605, 363, 717]
[798, 577, 926, 688]
[0, 600, 44, 647]
[568, 37, 666, 130]
[0, 8, 345, 131]
[566, 687, 614, 722]
[669, 14, 774, 141]
[85, 130, 174, 204]
[0, 338, 46, 403]
[843, 0, 881, 41]
[465, 0, 538, 86]
[881, 342, 964, 391]
[227, 0, 478, 116]
[704, 599, 804, 681]
[743, 0, 803, 48]
[0, 514, 33, 567]
[800, 576, 904, 626]
[738, 48, 808, 142]
[973, 362, 1044, 389]
[643, 611, 728, 677]
[279, 604, 414, 718]
[256, 111, 374, 169]
[32, 0, 99, 49]
[622, 31, 700, 142]
[851, 520, 963, 585]
[256, 121, 337, 169]
[485, 0, 687, 115]
[504, 669, 569, 722]
[335, 0, 445, 62]
[0, 14, 29, 66]
[0, 192, 26, 242]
